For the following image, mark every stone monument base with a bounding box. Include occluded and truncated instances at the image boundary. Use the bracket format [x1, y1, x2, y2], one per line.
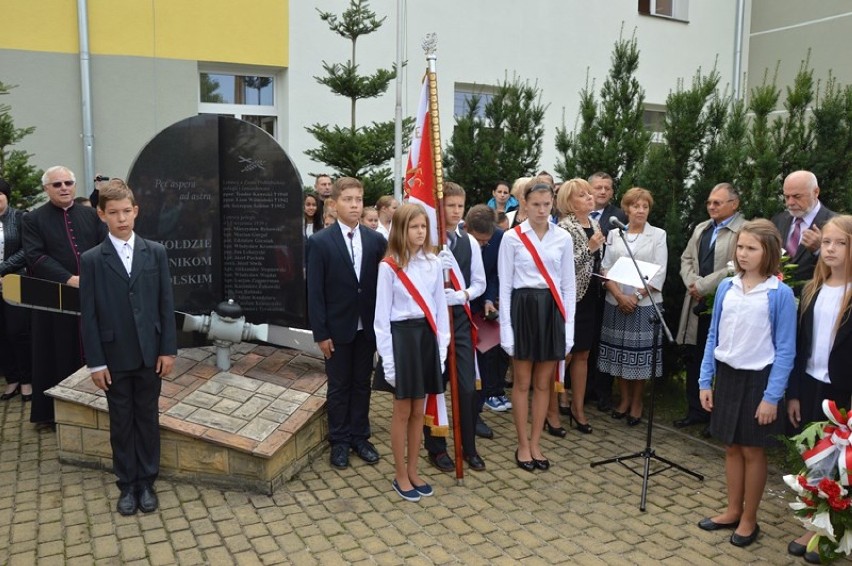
[47, 344, 328, 494]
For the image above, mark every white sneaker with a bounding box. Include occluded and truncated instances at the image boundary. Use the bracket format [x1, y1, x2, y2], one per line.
[499, 395, 512, 409]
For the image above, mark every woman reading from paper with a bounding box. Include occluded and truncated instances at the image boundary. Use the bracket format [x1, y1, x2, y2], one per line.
[598, 187, 667, 427]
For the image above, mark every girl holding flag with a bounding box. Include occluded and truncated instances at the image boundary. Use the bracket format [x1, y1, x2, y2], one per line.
[698, 219, 797, 548]
[375, 203, 450, 502]
[498, 177, 576, 472]
[785, 215, 852, 560]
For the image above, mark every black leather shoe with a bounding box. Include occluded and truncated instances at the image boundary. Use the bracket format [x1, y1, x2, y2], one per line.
[465, 454, 486, 471]
[597, 400, 613, 413]
[673, 415, 709, 428]
[475, 418, 494, 439]
[117, 488, 138, 516]
[352, 441, 379, 464]
[804, 550, 822, 564]
[730, 524, 760, 547]
[330, 444, 349, 469]
[787, 540, 807, 557]
[137, 484, 158, 513]
[626, 415, 642, 427]
[515, 450, 534, 473]
[428, 451, 455, 472]
[532, 457, 550, 471]
[698, 517, 740, 531]
[701, 426, 712, 439]
[1, 384, 20, 400]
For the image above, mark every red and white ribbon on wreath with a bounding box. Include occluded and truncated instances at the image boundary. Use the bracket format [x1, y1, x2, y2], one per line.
[803, 400, 852, 485]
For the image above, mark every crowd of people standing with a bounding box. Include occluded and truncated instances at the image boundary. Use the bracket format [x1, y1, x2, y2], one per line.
[304, 169, 851, 562]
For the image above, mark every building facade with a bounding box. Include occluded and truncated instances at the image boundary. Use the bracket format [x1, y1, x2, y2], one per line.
[1, 0, 761, 195]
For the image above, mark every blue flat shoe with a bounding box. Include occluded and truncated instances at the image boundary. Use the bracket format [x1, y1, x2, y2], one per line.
[392, 479, 421, 502]
[411, 482, 433, 497]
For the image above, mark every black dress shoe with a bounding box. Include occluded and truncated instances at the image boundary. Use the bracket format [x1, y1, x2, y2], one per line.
[544, 419, 567, 438]
[465, 454, 486, 471]
[730, 524, 760, 547]
[515, 450, 534, 473]
[117, 488, 138, 516]
[475, 418, 494, 439]
[626, 415, 642, 426]
[787, 540, 807, 557]
[137, 484, 158, 513]
[429, 451, 455, 472]
[1, 384, 20, 400]
[698, 517, 740, 531]
[597, 400, 613, 413]
[330, 444, 350, 469]
[532, 457, 550, 471]
[700, 426, 712, 439]
[352, 441, 379, 464]
[804, 550, 822, 564]
[673, 415, 709, 428]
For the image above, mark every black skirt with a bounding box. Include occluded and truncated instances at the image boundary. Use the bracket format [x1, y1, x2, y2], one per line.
[373, 318, 444, 400]
[510, 288, 565, 362]
[571, 288, 597, 353]
[708, 362, 784, 447]
[798, 374, 852, 427]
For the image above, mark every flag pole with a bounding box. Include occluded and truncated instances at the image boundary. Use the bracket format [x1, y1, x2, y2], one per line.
[423, 34, 464, 485]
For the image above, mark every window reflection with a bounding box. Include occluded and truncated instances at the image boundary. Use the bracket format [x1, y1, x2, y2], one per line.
[200, 73, 274, 106]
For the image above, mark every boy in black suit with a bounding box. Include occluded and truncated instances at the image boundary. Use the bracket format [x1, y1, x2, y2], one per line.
[80, 180, 177, 516]
[307, 177, 387, 469]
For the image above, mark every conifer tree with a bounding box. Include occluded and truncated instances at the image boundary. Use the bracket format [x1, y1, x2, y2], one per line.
[555, 32, 649, 193]
[0, 80, 42, 208]
[304, 0, 411, 203]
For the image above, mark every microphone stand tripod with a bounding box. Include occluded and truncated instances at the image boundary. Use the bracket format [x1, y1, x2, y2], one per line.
[590, 223, 703, 511]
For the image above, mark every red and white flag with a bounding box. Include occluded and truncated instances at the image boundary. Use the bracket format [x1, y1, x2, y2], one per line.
[405, 77, 439, 243]
[404, 75, 449, 436]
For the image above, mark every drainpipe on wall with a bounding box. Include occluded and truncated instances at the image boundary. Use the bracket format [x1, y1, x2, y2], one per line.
[732, 0, 746, 100]
[393, 0, 405, 202]
[77, 0, 95, 188]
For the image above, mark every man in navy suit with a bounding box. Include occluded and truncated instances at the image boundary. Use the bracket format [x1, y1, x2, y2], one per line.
[771, 170, 836, 288]
[307, 177, 387, 469]
[587, 172, 626, 411]
[80, 180, 177, 516]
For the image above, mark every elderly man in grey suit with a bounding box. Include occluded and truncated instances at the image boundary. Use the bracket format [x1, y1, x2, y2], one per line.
[771, 170, 836, 286]
[675, 183, 746, 430]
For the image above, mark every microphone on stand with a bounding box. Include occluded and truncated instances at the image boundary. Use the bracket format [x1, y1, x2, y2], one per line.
[609, 217, 629, 231]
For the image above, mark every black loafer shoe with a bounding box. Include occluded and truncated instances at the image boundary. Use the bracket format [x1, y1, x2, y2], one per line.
[465, 454, 486, 471]
[787, 540, 807, 557]
[137, 484, 158, 513]
[673, 416, 707, 428]
[475, 418, 494, 439]
[730, 524, 760, 547]
[117, 488, 138, 516]
[352, 441, 379, 464]
[330, 444, 350, 469]
[428, 451, 455, 472]
[698, 517, 740, 531]
[804, 550, 822, 564]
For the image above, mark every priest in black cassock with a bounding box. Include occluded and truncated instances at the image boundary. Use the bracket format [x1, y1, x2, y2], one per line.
[23, 166, 108, 425]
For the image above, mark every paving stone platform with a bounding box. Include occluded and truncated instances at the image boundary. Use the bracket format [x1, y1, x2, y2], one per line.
[0, 373, 821, 564]
[47, 344, 328, 494]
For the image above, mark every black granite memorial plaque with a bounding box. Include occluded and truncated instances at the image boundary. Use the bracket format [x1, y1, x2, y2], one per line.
[128, 115, 306, 329]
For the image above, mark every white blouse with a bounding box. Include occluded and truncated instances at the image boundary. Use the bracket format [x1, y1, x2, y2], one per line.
[497, 220, 576, 356]
[374, 250, 450, 383]
[807, 284, 849, 383]
[714, 275, 776, 370]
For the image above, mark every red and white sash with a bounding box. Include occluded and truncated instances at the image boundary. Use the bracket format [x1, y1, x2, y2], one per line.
[383, 257, 449, 436]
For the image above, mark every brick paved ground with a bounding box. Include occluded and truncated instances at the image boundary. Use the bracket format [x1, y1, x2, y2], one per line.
[0, 385, 812, 565]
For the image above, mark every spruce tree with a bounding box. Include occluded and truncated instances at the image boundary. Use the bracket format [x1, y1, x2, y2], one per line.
[0, 80, 43, 209]
[443, 76, 546, 205]
[554, 32, 650, 193]
[809, 75, 852, 213]
[304, 0, 411, 204]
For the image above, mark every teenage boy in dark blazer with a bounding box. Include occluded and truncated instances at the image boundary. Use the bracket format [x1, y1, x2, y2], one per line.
[80, 180, 177, 516]
[307, 177, 387, 469]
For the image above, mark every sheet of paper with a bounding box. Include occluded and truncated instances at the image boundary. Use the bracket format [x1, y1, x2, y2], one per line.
[605, 256, 661, 289]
